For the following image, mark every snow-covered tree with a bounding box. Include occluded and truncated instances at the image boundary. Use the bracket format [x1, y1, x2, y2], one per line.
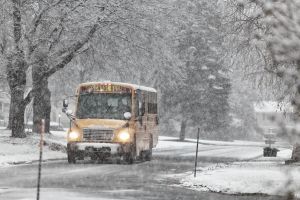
[48, 0, 185, 135]
[226, 0, 300, 162]
[174, 0, 231, 140]
[0, 0, 177, 137]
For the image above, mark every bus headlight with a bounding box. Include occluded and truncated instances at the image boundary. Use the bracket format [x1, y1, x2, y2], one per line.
[69, 131, 80, 140]
[118, 131, 130, 142]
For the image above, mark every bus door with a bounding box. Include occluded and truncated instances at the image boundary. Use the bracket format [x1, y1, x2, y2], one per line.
[135, 90, 149, 153]
[147, 92, 158, 147]
[143, 92, 156, 149]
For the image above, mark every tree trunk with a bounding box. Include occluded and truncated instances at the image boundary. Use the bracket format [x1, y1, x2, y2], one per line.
[32, 53, 51, 133]
[6, 57, 27, 138]
[179, 120, 187, 141]
[7, 101, 13, 129]
[5, 0, 28, 137]
[32, 79, 51, 133]
[10, 88, 26, 138]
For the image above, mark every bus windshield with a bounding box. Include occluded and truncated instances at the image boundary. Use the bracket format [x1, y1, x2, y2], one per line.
[76, 93, 132, 120]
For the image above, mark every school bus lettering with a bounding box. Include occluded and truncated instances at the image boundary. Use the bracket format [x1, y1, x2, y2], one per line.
[80, 84, 131, 94]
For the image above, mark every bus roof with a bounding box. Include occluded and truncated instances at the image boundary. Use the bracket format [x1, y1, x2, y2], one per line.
[78, 81, 157, 93]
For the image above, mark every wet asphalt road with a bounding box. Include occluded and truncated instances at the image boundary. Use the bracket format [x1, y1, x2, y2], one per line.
[0, 153, 290, 200]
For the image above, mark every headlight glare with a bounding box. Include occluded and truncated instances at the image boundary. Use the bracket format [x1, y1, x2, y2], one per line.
[118, 131, 130, 141]
[69, 131, 80, 140]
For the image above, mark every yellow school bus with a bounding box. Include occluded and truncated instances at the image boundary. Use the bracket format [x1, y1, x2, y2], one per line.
[62, 82, 159, 164]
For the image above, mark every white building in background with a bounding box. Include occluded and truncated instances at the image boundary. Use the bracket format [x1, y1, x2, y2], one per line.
[0, 93, 10, 127]
[254, 101, 294, 136]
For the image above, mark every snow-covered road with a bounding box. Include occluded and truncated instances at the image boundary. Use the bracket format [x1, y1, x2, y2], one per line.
[1, 129, 289, 167]
[0, 128, 294, 199]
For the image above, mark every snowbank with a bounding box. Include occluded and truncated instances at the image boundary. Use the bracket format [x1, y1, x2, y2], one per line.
[181, 161, 300, 197]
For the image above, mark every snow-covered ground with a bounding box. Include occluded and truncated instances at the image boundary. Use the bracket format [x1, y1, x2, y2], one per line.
[0, 127, 298, 197]
[0, 128, 292, 167]
[0, 127, 65, 167]
[180, 161, 300, 197]
[156, 137, 298, 197]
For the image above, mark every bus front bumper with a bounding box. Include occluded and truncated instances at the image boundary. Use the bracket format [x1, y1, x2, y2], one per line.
[68, 142, 129, 158]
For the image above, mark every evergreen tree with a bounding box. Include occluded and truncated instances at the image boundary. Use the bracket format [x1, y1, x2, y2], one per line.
[176, 0, 231, 140]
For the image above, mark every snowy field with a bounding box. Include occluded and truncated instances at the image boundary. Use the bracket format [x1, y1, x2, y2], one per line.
[0, 127, 65, 167]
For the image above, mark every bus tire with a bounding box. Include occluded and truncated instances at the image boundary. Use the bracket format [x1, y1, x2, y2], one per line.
[145, 149, 152, 161]
[125, 153, 134, 164]
[125, 144, 136, 164]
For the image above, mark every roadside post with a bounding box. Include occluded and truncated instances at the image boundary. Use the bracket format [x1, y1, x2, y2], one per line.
[58, 114, 61, 128]
[194, 128, 200, 177]
[36, 119, 45, 200]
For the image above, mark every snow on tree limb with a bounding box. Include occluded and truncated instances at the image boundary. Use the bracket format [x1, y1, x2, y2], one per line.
[44, 21, 101, 78]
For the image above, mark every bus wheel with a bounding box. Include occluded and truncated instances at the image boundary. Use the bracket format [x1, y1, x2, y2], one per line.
[116, 157, 122, 164]
[144, 149, 152, 161]
[124, 145, 136, 164]
[124, 152, 134, 164]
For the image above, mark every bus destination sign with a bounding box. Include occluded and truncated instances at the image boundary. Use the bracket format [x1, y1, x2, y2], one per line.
[80, 84, 131, 93]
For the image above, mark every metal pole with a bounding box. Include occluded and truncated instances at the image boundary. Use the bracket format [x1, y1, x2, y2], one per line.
[194, 127, 200, 178]
[37, 119, 44, 200]
[58, 114, 61, 128]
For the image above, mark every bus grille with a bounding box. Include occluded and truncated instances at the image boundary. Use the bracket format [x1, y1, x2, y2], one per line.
[83, 128, 114, 141]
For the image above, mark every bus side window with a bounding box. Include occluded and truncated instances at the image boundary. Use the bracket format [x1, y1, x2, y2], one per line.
[149, 103, 157, 114]
[148, 92, 157, 114]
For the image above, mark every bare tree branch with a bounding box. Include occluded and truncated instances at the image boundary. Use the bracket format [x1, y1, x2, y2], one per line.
[44, 21, 101, 78]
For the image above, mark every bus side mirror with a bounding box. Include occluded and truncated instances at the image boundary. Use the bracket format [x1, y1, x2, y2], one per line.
[124, 112, 132, 120]
[63, 99, 68, 108]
